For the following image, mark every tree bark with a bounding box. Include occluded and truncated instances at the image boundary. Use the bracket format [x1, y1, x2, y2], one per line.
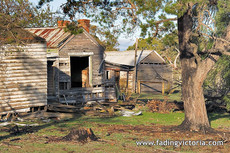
[179, 58, 212, 131]
[177, 4, 219, 131]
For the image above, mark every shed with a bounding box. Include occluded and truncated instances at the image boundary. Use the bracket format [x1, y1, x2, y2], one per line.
[104, 50, 173, 94]
[0, 29, 47, 115]
[137, 51, 173, 93]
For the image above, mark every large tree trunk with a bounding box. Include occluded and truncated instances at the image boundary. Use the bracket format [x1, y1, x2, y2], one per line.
[177, 4, 218, 131]
[179, 58, 211, 131]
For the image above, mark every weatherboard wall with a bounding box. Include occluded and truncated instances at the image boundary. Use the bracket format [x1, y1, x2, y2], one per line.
[137, 64, 173, 93]
[59, 32, 104, 87]
[0, 44, 47, 115]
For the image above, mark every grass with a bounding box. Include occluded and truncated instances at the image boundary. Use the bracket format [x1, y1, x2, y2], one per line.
[70, 112, 185, 126]
[131, 92, 182, 102]
[208, 113, 230, 128]
[54, 112, 228, 128]
[0, 112, 229, 153]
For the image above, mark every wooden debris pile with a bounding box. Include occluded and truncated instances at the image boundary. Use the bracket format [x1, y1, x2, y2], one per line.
[147, 100, 183, 113]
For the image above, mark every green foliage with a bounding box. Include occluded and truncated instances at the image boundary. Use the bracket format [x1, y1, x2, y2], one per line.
[64, 22, 84, 35]
[127, 37, 163, 50]
[0, 0, 34, 28]
[204, 55, 230, 109]
[28, 4, 62, 28]
[205, 55, 230, 89]
[223, 95, 230, 111]
[215, 0, 230, 37]
[91, 25, 120, 51]
[127, 30, 179, 66]
[0, 0, 60, 28]
[0, 0, 61, 45]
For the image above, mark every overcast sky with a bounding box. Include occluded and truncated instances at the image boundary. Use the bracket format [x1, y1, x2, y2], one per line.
[29, 0, 136, 51]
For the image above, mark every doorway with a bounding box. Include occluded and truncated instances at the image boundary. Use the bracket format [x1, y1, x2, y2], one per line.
[70, 56, 89, 88]
[47, 61, 55, 95]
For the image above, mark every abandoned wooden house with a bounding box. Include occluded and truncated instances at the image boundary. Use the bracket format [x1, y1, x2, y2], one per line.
[104, 50, 173, 94]
[0, 29, 47, 115]
[26, 20, 116, 105]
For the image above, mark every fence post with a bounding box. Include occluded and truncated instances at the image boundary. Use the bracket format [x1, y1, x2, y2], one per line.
[162, 81, 165, 95]
[138, 80, 141, 94]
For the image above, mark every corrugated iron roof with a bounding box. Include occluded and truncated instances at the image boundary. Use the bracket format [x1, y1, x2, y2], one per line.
[26, 27, 71, 48]
[104, 50, 154, 66]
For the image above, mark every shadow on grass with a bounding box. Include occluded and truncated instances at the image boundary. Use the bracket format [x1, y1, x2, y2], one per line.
[0, 114, 83, 141]
[208, 113, 230, 122]
[2, 112, 227, 142]
[73, 115, 125, 125]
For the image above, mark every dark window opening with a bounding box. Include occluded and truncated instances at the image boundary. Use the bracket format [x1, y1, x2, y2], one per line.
[59, 82, 68, 90]
[59, 63, 68, 66]
[47, 61, 55, 95]
[70, 56, 89, 88]
[105, 70, 109, 80]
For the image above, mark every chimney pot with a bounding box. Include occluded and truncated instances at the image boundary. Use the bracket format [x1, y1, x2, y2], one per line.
[58, 20, 70, 27]
[78, 19, 90, 33]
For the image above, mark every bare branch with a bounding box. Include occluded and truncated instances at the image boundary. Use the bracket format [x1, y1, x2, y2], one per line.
[204, 9, 216, 25]
[200, 32, 230, 47]
[154, 18, 178, 25]
[221, 51, 230, 56]
[200, 22, 214, 32]
[174, 48, 180, 68]
[127, 0, 137, 9]
[116, 7, 134, 10]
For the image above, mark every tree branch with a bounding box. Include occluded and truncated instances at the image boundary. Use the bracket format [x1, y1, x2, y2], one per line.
[153, 18, 177, 36]
[201, 32, 230, 46]
[190, 42, 202, 65]
[220, 50, 230, 56]
[174, 48, 180, 68]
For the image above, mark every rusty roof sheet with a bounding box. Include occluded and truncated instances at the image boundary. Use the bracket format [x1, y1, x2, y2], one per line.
[26, 27, 71, 48]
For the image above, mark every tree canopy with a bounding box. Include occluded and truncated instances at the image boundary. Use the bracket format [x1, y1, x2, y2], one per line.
[0, 0, 62, 45]
[91, 25, 120, 51]
[127, 30, 179, 65]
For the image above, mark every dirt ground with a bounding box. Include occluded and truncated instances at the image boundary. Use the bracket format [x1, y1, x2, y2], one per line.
[1, 121, 228, 153]
[98, 123, 230, 152]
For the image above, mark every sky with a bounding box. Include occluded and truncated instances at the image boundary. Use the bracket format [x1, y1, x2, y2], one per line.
[29, 0, 136, 51]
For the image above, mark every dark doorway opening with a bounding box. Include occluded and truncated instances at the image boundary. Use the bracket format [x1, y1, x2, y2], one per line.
[70, 56, 89, 88]
[47, 61, 55, 96]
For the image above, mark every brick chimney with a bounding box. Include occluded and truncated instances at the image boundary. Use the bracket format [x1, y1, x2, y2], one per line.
[78, 19, 90, 33]
[57, 20, 70, 27]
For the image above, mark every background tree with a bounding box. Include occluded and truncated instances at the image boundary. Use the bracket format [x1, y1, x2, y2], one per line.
[127, 31, 179, 67]
[0, 0, 61, 45]
[91, 25, 120, 51]
[38, 0, 230, 131]
[28, 4, 62, 28]
[204, 55, 230, 112]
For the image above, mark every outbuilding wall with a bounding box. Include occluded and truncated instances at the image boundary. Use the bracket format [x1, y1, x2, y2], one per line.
[137, 63, 173, 93]
[0, 44, 47, 114]
[59, 32, 104, 88]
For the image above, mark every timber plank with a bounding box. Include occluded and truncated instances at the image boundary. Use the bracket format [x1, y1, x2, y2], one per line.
[0, 100, 47, 108]
[0, 103, 46, 113]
